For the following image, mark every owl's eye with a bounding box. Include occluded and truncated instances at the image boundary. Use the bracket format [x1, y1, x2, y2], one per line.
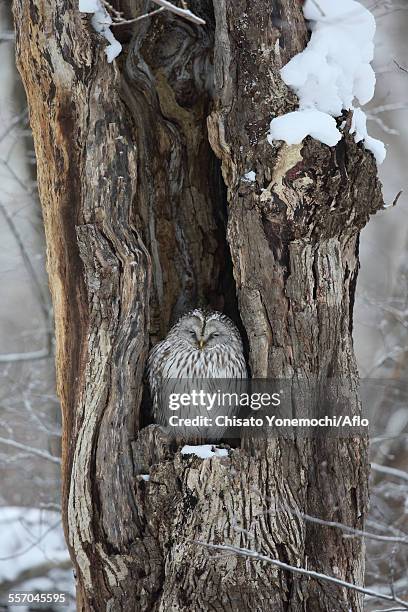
[190, 331, 196, 337]
[211, 332, 220, 338]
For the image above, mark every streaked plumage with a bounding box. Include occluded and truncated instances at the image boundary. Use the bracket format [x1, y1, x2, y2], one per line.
[147, 309, 247, 439]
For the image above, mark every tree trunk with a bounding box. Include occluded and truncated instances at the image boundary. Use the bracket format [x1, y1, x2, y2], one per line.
[13, 0, 384, 610]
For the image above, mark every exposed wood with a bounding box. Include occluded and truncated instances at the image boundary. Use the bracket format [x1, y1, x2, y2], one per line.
[13, 0, 384, 610]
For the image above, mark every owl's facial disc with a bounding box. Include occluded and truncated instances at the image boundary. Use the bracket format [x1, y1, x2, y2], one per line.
[177, 314, 232, 350]
[200, 320, 228, 349]
[178, 317, 203, 348]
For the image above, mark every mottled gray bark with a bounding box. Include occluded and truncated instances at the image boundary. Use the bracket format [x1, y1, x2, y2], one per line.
[13, 0, 384, 610]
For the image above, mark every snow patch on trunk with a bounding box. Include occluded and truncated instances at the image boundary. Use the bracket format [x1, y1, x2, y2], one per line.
[181, 445, 229, 459]
[79, 0, 122, 63]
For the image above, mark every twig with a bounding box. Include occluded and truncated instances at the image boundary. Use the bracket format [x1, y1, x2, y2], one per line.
[373, 609, 408, 612]
[0, 109, 28, 143]
[297, 510, 408, 546]
[394, 59, 408, 74]
[0, 520, 61, 561]
[0, 158, 36, 194]
[391, 190, 403, 208]
[310, 0, 326, 17]
[371, 462, 408, 483]
[0, 348, 50, 363]
[0, 202, 53, 358]
[110, 7, 165, 26]
[370, 103, 408, 115]
[100, 0, 123, 19]
[0, 32, 14, 43]
[150, 0, 205, 24]
[251, 490, 408, 546]
[0, 436, 61, 464]
[366, 114, 399, 136]
[367, 519, 408, 541]
[23, 397, 61, 437]
[0, 558, 71, 596]
[195, 542, 408, 609]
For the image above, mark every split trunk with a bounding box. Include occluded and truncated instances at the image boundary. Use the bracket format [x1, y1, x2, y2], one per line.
[13, 0, 384, 610]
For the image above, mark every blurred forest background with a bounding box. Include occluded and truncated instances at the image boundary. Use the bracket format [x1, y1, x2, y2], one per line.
[0, 1, 407, 610]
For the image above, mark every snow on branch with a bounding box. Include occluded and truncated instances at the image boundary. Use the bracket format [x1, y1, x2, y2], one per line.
[268, 0, 386, 164]
[79, 0, 205, 63]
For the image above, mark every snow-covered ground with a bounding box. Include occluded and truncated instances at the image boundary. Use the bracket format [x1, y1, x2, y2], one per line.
[0, 507, 75, 610]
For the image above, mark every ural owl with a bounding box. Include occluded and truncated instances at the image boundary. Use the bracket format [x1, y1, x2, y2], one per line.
[147, 309, 247, 440]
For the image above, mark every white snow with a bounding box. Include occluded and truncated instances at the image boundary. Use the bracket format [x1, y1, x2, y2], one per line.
[268, 0, 386, 163]
[268, 109, 341, 147]
[181, 445, 229, 459]
[350, 107, 386, 164]
[242, 171, 257, 182]
[79, 0, 99, 10]
[79, 0, 122, 63]
[0, 507, 71, 582]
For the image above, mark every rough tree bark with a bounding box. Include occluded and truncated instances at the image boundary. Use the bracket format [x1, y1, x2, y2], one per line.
[13, 0, 384, 610]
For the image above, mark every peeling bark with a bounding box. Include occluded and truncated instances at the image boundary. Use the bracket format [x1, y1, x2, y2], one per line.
[13, 0, 384, 610]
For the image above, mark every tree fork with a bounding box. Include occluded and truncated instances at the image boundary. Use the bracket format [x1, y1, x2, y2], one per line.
[13, 0, 384, 610]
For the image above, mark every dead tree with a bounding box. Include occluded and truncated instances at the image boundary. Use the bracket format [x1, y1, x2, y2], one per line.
[13, 0, 384, 610]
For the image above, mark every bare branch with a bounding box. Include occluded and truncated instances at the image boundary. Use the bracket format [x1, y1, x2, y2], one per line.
[99, 0, 205, 26]
[370, 102, 408, 115]
[0, 520, 61, 561]
[394, 59, 408, 74]
[0, 436, 61, 464]
[367, 519, 408, 541]
[23, 398, 61, 437]
[0, 348, 50, 363]
[0, 109, 28, 143]
[110, 7, 165, 26]
[0, 202, 53, 358]
[373, 608, 408, 612]
[0, 31, 14, 43]
[250, 489, 408, 546]
[310, 0, 326, 17]
[371, 462, 408, 483]
[373, 609, 408, 612]
[196, 542, 408, 609]
[150, 0, 205, 24]
[100, 0, 123, 19]
[296, 510, 408, 546]
[0, 559, 71, 595]
[366, 113, 399, 136]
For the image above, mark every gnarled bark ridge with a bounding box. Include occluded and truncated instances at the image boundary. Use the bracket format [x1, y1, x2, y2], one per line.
[13, 0, 384, 610]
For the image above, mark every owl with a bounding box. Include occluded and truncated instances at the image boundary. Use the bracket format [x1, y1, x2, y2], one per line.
[146, 309, 247, 441]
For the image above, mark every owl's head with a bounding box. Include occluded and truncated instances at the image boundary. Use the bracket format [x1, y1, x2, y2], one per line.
[172, 309, 242, 352]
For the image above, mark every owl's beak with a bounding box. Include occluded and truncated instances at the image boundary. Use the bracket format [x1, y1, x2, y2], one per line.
[198, 338, 205, 349]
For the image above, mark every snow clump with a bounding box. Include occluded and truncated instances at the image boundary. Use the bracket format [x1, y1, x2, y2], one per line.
[268, 0, 386, 163]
